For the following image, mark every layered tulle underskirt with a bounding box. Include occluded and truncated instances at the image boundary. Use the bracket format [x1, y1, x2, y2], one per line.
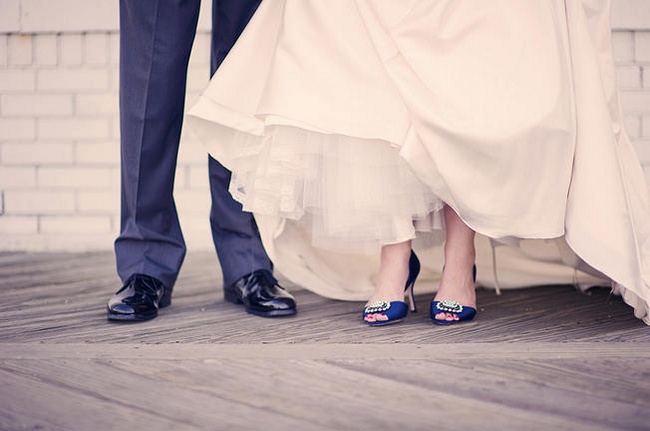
[210, 125, 445, 253]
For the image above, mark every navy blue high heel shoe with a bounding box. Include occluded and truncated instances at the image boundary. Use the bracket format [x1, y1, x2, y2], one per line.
[363, 250, 420, 326]
[430, 265, 477, 325]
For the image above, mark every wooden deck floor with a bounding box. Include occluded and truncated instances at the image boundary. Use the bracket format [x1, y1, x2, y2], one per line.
[0, 251, 649, 430]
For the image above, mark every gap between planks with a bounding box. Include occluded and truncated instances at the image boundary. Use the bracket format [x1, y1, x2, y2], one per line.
[2, 342, 650, 360]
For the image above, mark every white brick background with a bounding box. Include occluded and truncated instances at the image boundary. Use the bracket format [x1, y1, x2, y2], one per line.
[0, 0, 649, 252]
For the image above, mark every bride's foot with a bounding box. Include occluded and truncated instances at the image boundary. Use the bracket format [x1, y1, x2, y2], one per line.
[363, 243, 418, 325]
[432, 205, 477, 325]
[431, 264, 477, 324]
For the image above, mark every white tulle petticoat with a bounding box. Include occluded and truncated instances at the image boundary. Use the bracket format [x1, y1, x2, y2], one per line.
[219, 125, 444, 253]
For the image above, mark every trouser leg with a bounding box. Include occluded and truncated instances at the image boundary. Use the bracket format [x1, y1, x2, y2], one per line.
[207, 0, 270, 287]
[114, 0, 201, 289]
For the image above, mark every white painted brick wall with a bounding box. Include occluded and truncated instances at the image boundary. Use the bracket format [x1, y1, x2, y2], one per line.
[0, 118, 35, 140]
[0, 216, 39, 235]
[33, 34, 56, 66]
[40, 215, 112, 234]
[2, 94, 74, 116]
[0, 166, 36, 189]
[0, 0, 649, 251]
[637, 32, 650, 61]
[2, 142, 74, 164]
[612, 32, 635, 61]
[0, 1, 21, 33]
[8, 34, 32, 65]
[0, 35, 7, 68]
[5, 190, 75, 214]
[0, 70, 35, 92]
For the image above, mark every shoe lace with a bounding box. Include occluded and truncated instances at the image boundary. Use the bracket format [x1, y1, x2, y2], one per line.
[128, 274, 162, 296]
[247, 270, 283, 290]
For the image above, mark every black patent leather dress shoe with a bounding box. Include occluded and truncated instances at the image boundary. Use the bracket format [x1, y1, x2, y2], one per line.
[224, 269, 296, 317]
[107, 274, 171, 321]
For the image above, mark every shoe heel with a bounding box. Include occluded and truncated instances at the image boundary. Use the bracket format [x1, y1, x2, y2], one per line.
[404, 251, 420, 313]
[406, 282, 416, 312]
[159, 287, 172, 308]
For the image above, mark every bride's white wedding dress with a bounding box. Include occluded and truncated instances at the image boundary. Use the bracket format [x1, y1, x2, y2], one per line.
[188, 0, 650, 323]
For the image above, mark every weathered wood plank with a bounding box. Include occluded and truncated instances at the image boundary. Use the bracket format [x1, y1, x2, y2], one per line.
[2, 343, 650, 360]
[334, 356, 650, 430]
[0, 363, 331, 431]
[0, 283, 646, 345]
[0, 355, 623, 431]
[1, 251, 649, 431]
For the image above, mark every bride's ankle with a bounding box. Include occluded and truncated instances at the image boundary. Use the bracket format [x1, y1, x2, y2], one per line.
[435, 264, 476, 305]
[366, 283, 407, 305]
[368, 243, 412, 304]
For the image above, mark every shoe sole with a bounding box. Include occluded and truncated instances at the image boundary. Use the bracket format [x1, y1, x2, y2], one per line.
[224, 292, 296, 317]
[431, 317, 475, 325]
[247, 308, 297, 317]
[106, 310, 158, 321]
[364, 318, 405, 326]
